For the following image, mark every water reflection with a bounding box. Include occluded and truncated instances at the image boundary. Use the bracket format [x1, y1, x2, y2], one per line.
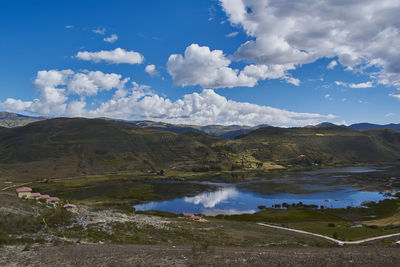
[184, 187, 238, 208]
[133, 167, 398, 216]
[303, 166, 381, 175]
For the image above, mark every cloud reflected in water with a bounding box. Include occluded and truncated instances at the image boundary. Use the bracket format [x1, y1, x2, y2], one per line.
[184, 187, 238, 208]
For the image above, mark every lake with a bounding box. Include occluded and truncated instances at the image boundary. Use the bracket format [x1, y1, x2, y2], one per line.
[134, 166, 399, 215]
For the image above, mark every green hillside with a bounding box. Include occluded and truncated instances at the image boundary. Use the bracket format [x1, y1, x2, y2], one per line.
[1, 120, 400, 180]
[228, 126, 400, 167]
[0, 118, 227, 179]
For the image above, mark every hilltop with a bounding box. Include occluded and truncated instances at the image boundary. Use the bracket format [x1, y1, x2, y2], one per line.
[0, 112, 261, 139]
[107, 119, 262, 139]
[0, 118, 228, 179]
[1, 111, 400, 139]
[1, 118, 400, 179]
[224, 126, 400, 168]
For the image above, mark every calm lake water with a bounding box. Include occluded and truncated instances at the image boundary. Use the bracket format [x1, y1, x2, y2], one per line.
[134, 167, 398, 215]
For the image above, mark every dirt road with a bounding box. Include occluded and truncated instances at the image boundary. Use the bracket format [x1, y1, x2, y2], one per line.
[257, 222, 400, 245]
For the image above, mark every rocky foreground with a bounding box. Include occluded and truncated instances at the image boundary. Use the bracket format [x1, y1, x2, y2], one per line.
[1, 244, 399, 266]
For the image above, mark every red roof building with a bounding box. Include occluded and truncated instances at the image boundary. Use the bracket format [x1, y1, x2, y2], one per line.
[16, 187, 32, 193]
[49, 197, 60, 202]
[16, 187, 33, 198]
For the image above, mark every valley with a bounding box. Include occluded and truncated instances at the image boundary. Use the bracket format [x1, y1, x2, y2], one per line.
[1, 117, 399, 266]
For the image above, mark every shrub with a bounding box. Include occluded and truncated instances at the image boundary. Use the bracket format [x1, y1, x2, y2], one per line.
[192, 167, 210, 172]
[41, 206, 73, 227]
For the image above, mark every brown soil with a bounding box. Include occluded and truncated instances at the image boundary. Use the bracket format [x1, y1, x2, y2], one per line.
[1, 244, 399, 266]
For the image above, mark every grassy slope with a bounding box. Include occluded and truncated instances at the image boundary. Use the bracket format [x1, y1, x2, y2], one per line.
[229, 126, 400, 167]
[0, 118, 227, 179]
[1, 120, 400, 180]
[217, 197, 400, 241]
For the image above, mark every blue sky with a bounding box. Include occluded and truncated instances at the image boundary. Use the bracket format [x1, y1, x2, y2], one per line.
[1, 0, 400, 126]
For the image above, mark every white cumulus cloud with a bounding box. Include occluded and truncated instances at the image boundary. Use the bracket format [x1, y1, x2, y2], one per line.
[0, 69, 335, 126]
[104, 34, 118, 43]
[0, 70, 129, 116]
[285, 77, 300, 86]
[219, 0, 400, 90]
[389, 93, 400, 100]
[145, 64, 159, 76]
[76, 48, 144, 64]
[349, 81, 374, 89]
[67, 71, 129, 96]
[167, 44, 297, 88]
[327, 60, 338, 70]
[335, 81, 374, 88]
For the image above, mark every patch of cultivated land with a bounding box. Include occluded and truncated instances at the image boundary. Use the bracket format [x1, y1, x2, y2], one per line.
[365, 213, 400, 227]
[1, 244, 400, 266]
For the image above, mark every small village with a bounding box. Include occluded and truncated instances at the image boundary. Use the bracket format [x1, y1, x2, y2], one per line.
[15, 186, 77, 211]
[183, 213, 204, 221]
[14, 185, 206, 221]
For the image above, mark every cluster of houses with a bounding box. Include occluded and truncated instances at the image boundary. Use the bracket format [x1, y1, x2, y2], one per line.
[183, 213, 202, 221]
[15, 186, 77, 211]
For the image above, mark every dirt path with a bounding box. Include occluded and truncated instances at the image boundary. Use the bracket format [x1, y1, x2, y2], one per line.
[0, 181, 33, 192]
[257, 222, 400, 245]
[0, 175, 87, 191]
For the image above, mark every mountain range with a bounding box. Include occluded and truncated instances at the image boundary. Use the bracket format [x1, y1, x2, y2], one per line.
[1, 115, 400, 179]
[1, 111, 399, 139]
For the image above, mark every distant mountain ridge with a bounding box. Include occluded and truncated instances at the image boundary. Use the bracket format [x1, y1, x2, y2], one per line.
[0, 112, 261, 139]
[347, 123, 400, 131]
[0, 112, 45, 128]
[304, 122, 343, 128]
[105, 119, 263, 139]
[306, 121, 400, 131]
[1, 111, 399, 138]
